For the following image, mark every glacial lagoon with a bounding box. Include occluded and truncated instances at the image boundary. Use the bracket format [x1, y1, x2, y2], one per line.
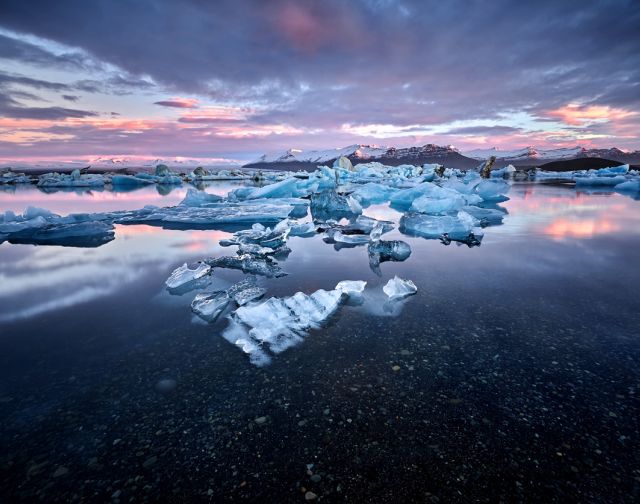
[1, 167, 639, 502]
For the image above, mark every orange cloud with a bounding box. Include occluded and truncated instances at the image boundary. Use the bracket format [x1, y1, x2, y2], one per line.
[546, 103, 636, 126]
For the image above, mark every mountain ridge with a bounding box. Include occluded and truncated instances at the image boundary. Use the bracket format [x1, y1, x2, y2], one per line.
[244, 144, 640, 170]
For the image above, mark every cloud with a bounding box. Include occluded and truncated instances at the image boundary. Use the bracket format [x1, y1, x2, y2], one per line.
[154, 97, 199, 108]
[442, 125, 523, 136]
[62, 94, 79, 101]
[0, 0, 638, 154]
[0, 92, 97, 119]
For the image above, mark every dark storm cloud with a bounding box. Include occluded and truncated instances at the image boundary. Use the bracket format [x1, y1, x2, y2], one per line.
[0, 92, 98, 119]
[155, 99, 198, 109]
[1, 0, 639, 155]
[1, 0, 639, 121]
[0, 71, 71, 92]
[0, 33, 95, 71]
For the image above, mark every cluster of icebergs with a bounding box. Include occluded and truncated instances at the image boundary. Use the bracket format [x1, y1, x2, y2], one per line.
[148, 158, 516, 364]
[0, 164, 268, 190]
[534, 164, 640, 197]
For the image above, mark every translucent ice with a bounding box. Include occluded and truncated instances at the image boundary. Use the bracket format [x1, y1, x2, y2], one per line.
[383, 276, 417, 299]
[191, 291, 230, 322]
[165, 262, 211, 290]
[223, 280, 365, 365]
[37, 171, 105, 188]
[400, 211, 483, 244]
[206, 254, 286, 278]
[310, 189, 362, 221]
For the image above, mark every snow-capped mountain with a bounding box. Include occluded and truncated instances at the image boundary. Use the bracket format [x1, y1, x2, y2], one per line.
[245, 144, 478, 169]
[1, 156, 240, 171]
[249, 145, 389, 165]
[462, 146, 640, 165]
[462, 146, 583, 162]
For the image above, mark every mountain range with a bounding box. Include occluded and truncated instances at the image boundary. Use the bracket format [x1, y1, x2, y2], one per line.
[244, 144, 640, 171]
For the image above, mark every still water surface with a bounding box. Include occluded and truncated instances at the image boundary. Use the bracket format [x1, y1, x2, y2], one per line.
[1, 182, 639, 502]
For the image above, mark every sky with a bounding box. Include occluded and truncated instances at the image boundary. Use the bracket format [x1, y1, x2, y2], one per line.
[0, 0, 639, 163]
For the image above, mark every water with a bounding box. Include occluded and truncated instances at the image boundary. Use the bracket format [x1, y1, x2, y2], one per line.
[1, 182, 639, 502]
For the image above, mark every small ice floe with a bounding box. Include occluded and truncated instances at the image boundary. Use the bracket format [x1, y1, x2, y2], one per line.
[165, 262, 211, 291]
[191, 291, 230, 322]
[180, 188, 223, 207]
[206, 254, 286, 278]
[383, 276, 417, 299]
[223, 281, 366, 366]
[191, 277, 267, 323]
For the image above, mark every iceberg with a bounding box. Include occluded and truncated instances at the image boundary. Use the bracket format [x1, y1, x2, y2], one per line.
[0, 207, 115, 247]
[310, 189, 362, 221]
[575, 175, 627, 187]
[368, 239, 412, 273]
[474, 180, 510, 202]
[37, 170, 105, 188]
[383, 276, 417, 299]
[0, 169, 33, 185]
[165, 262, 211, 290]
[615, 179, 640, 193]
[180, 188, 223, 207]
[349, 182, 397, 206]
[400, 211, 483, 245]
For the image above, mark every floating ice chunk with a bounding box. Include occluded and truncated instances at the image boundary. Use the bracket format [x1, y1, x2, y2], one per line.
[324, 228, 370, 245]
[37, 171, 105, 188]
[225, 280, 364, 364]
[349, 183, 397, 206]
[310, 189, 362, 221]
[591, 164, 629, 176]
[229, 177, 314, 200]
[615, 179, 640, 192]
[400, 211, 483, 244]
[165, 262, 211, 290]
[462, 205, 506, 226]
[232, 285, 267, 306]
[288, 221, 317, 237]
[575, 175, 627, 187]
[335, 280, 367, 296]
[368, 239, 411, 273]
[206, 254, 286, 277]
[333, 156, 353, 171]
[0, 206, 115, 247]
[191, 291, 230, 322]
[115, 201, 295, 227]
[409, 193, 468, 214]
[110, 174, 155, 187]
[383, 276, 417, 299]
[0, 169, 33, 185]
[490, 164, 516, 178]
[389, 182, 435, 209]
[475, 180, 510, 202]
[344, 215, 394, 235]
[180, 188, 223, 207]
